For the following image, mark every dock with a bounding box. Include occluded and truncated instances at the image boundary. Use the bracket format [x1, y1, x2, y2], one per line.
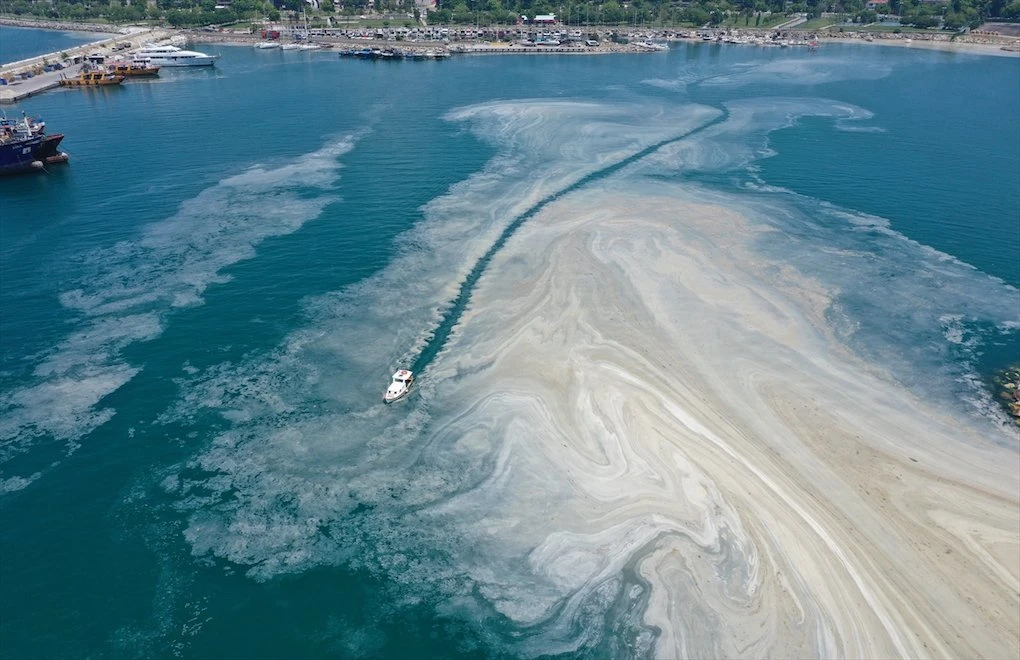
[0, 28, 168, 104]
[0, 63, 87, 103]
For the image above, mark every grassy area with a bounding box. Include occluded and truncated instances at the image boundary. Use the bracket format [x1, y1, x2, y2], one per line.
[793, 16, 937, 33]
[796, 15, 847, 30]
[719, 13, 792, 29]
[329, 18, 417, 28]
[850, 23, 937, 33]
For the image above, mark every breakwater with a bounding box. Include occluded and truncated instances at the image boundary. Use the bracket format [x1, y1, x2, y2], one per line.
[0, 17, 121, 33]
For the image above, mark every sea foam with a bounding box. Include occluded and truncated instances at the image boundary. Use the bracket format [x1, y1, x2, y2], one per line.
[0, 136, 360, 493]
[159, 98, 1018, 658]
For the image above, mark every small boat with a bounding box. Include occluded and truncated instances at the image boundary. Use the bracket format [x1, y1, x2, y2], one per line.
[634, 41, 668, 51]
[255, 41, 281, 49]
[59, 70, 125, 86]
[383, 369, 414, 403]
[280, 43, 302, 50]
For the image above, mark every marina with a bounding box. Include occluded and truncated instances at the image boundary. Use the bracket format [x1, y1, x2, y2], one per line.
[3, 18, 1017, 104]
[0, 27, 167, 103]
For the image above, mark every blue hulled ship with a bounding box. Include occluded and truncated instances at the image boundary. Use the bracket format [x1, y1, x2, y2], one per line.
[0, 115, 67, 175]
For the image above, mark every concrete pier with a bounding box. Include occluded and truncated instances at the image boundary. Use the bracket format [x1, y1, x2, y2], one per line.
[0, 63, 85, 103]
[0, 28, 167, 104]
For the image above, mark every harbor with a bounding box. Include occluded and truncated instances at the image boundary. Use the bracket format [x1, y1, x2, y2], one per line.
[4, 15, 1018, 104]
[0, 27, 168, 103]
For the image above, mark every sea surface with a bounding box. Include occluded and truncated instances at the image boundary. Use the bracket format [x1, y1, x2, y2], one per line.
[0, 25, 110, 65]
[1, 37, 1018, 658]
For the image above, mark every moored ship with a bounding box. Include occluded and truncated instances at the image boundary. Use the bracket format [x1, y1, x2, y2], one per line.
[0, 114, 69, 174]
[59, 70, 125, 87]
[0, 129, 43, 175]
[132, 44, 218, 67]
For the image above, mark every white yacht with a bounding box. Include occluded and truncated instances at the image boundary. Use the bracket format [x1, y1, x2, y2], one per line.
[383, 369, 414, 403]
[254, 41, 281, 49]
[132, 44, 218, 67]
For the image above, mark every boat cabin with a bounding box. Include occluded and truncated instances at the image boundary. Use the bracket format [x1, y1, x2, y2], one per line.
[384, 369, 414, 403]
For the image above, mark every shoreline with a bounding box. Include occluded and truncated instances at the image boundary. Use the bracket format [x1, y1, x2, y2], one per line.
[0, 16, 123, 34]
[4, 15, 1018, 57]
[820, 34, 1020, 56]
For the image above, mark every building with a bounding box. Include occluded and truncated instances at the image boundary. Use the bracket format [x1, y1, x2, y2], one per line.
[532, 14, 558, 25]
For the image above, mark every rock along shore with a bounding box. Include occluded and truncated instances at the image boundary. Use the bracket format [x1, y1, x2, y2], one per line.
[0, 16, 124, 34]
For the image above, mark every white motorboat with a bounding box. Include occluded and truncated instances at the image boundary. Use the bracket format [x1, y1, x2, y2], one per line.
[280, 43, 302, 50]
[635, 41, 669, 51]
[383, 369, 414, 403]
[255, 41, 281, 49]
[132, 44, 217, 67]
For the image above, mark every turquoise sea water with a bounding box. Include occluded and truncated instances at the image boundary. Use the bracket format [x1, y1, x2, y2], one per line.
[1, 39, 1018, 657]
[0, 25, 108, 65]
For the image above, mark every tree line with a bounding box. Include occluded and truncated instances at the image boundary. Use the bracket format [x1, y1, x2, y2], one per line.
[2, 0, 1019, 29]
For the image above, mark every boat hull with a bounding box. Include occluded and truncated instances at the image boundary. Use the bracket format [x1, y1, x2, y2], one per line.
[0, 135, 44, 175]
[36, 134, 68, 164]
[147, 57, 217, 67]
[59, 73, 125, 86]
[383, 386, 411, 403]
[109, 64, 160, 76]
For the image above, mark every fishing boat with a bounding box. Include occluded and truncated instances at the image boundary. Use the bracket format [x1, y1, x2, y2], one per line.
[0, 114, 69, 168]
[383, 370, 414, 403]
[59, 70, 125, 86]
[0, 124, 43, 175]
